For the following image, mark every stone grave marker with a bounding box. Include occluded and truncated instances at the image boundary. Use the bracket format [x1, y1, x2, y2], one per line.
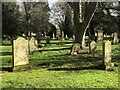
[97, 30, 103, 44]
[53, 33, 55, 40]
[103, 41, 114, 71]
[62, 31, 64, 40]
[70, 43, 81, 55]
[73, 35, 75, 40]
[89, 41, 97, 53]
[65, 35, 68, 40]
[29, 37, 38, 53]
[113, 32, 119, 44]
[13, 37, 29, 67]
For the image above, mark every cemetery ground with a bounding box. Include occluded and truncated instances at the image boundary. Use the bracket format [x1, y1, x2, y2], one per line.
[0, 39, 119, 88]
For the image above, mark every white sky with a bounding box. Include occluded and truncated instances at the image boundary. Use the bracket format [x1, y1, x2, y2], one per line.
[48, 0, 58, 8]
[16, 0, 58, 8]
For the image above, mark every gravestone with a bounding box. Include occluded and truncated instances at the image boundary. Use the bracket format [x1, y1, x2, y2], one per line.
[13, 37, 29, 67]
[36, 32, 42, 48]
[97, 30, 103, 44]
[56, 27, 61, 40]
[62, 31, 64, 40]
[73, 35, 75, 40]
[103, 41, 114, 71]
[29, 37, 38, 53]
[113, 32, 119, 44]
[65, 35, 68, 40]
[89, 41, 97, 53]
[53, 33, 55, 40]
[70, 43, 81, 55]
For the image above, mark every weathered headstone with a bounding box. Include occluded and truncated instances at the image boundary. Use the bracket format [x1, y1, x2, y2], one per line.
[103, 41, 114, 71]
[97, 30, 103, 44]
[29, 37, 38, 53]
[62, 31, 64, 40]
[13, 37, 29, 67]
[89, 41, 97, 53]
[113, 32, 119, 44]
[65, 35, 68, 40]
[73, 35, 75, 40]
[53, 33, 55, 40]
[70, 43, 81, 55]
[56, 26, 61, 40]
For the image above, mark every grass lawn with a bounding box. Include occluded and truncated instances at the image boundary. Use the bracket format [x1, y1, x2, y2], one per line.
[0, 40, 119, 88]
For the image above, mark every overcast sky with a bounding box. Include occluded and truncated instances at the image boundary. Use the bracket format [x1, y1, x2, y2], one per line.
[48, 0, 58, 8]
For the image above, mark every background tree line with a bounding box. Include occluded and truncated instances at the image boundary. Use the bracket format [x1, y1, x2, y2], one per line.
[2, 1, 120, 44]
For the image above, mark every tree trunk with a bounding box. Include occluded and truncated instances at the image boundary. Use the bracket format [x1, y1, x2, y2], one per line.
[73, 2, 97, 47]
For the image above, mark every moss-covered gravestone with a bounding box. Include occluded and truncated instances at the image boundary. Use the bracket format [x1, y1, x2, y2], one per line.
[29, 37, 38, 53]
[12, 37, 29, 67]
[103, 41, 114, 71]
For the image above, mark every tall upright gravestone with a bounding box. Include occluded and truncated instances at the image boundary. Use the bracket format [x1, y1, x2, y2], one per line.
[53, 33, 55, 40]
[12, 37, 29, 67]
[113, 32, 119, 44]
[103, 41, 114, 71]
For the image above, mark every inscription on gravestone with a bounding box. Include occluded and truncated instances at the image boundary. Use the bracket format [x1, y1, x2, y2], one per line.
[13, 37, 29, 67]
[103, 41, 114, 71]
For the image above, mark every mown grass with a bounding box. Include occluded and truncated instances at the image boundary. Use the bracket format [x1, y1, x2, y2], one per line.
[0, 39, 119, 88]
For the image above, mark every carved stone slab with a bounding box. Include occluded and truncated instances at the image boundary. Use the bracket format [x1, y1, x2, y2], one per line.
[13, 37, 29, 67]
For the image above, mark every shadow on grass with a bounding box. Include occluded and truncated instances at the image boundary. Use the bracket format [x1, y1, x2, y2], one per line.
[40, 47, 71, 52]
[0, 67, 13, 72]
[41, 41, 74, 45]
[1, 44, 12, 46]
[48, 64, 105, 71]
[1, 52, 12, 56]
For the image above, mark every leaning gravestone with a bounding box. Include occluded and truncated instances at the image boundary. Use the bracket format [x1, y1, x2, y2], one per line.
[70, 43, 81, 55]
[113, 32, 119, 44]
[13, 37, 29, 67]
[29, 37, 38, 53]
[89, 41, 97, 53]
[103, 41, 114, 71]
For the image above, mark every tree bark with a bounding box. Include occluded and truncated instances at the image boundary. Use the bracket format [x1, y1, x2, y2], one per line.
[73, 2, 97, 47]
